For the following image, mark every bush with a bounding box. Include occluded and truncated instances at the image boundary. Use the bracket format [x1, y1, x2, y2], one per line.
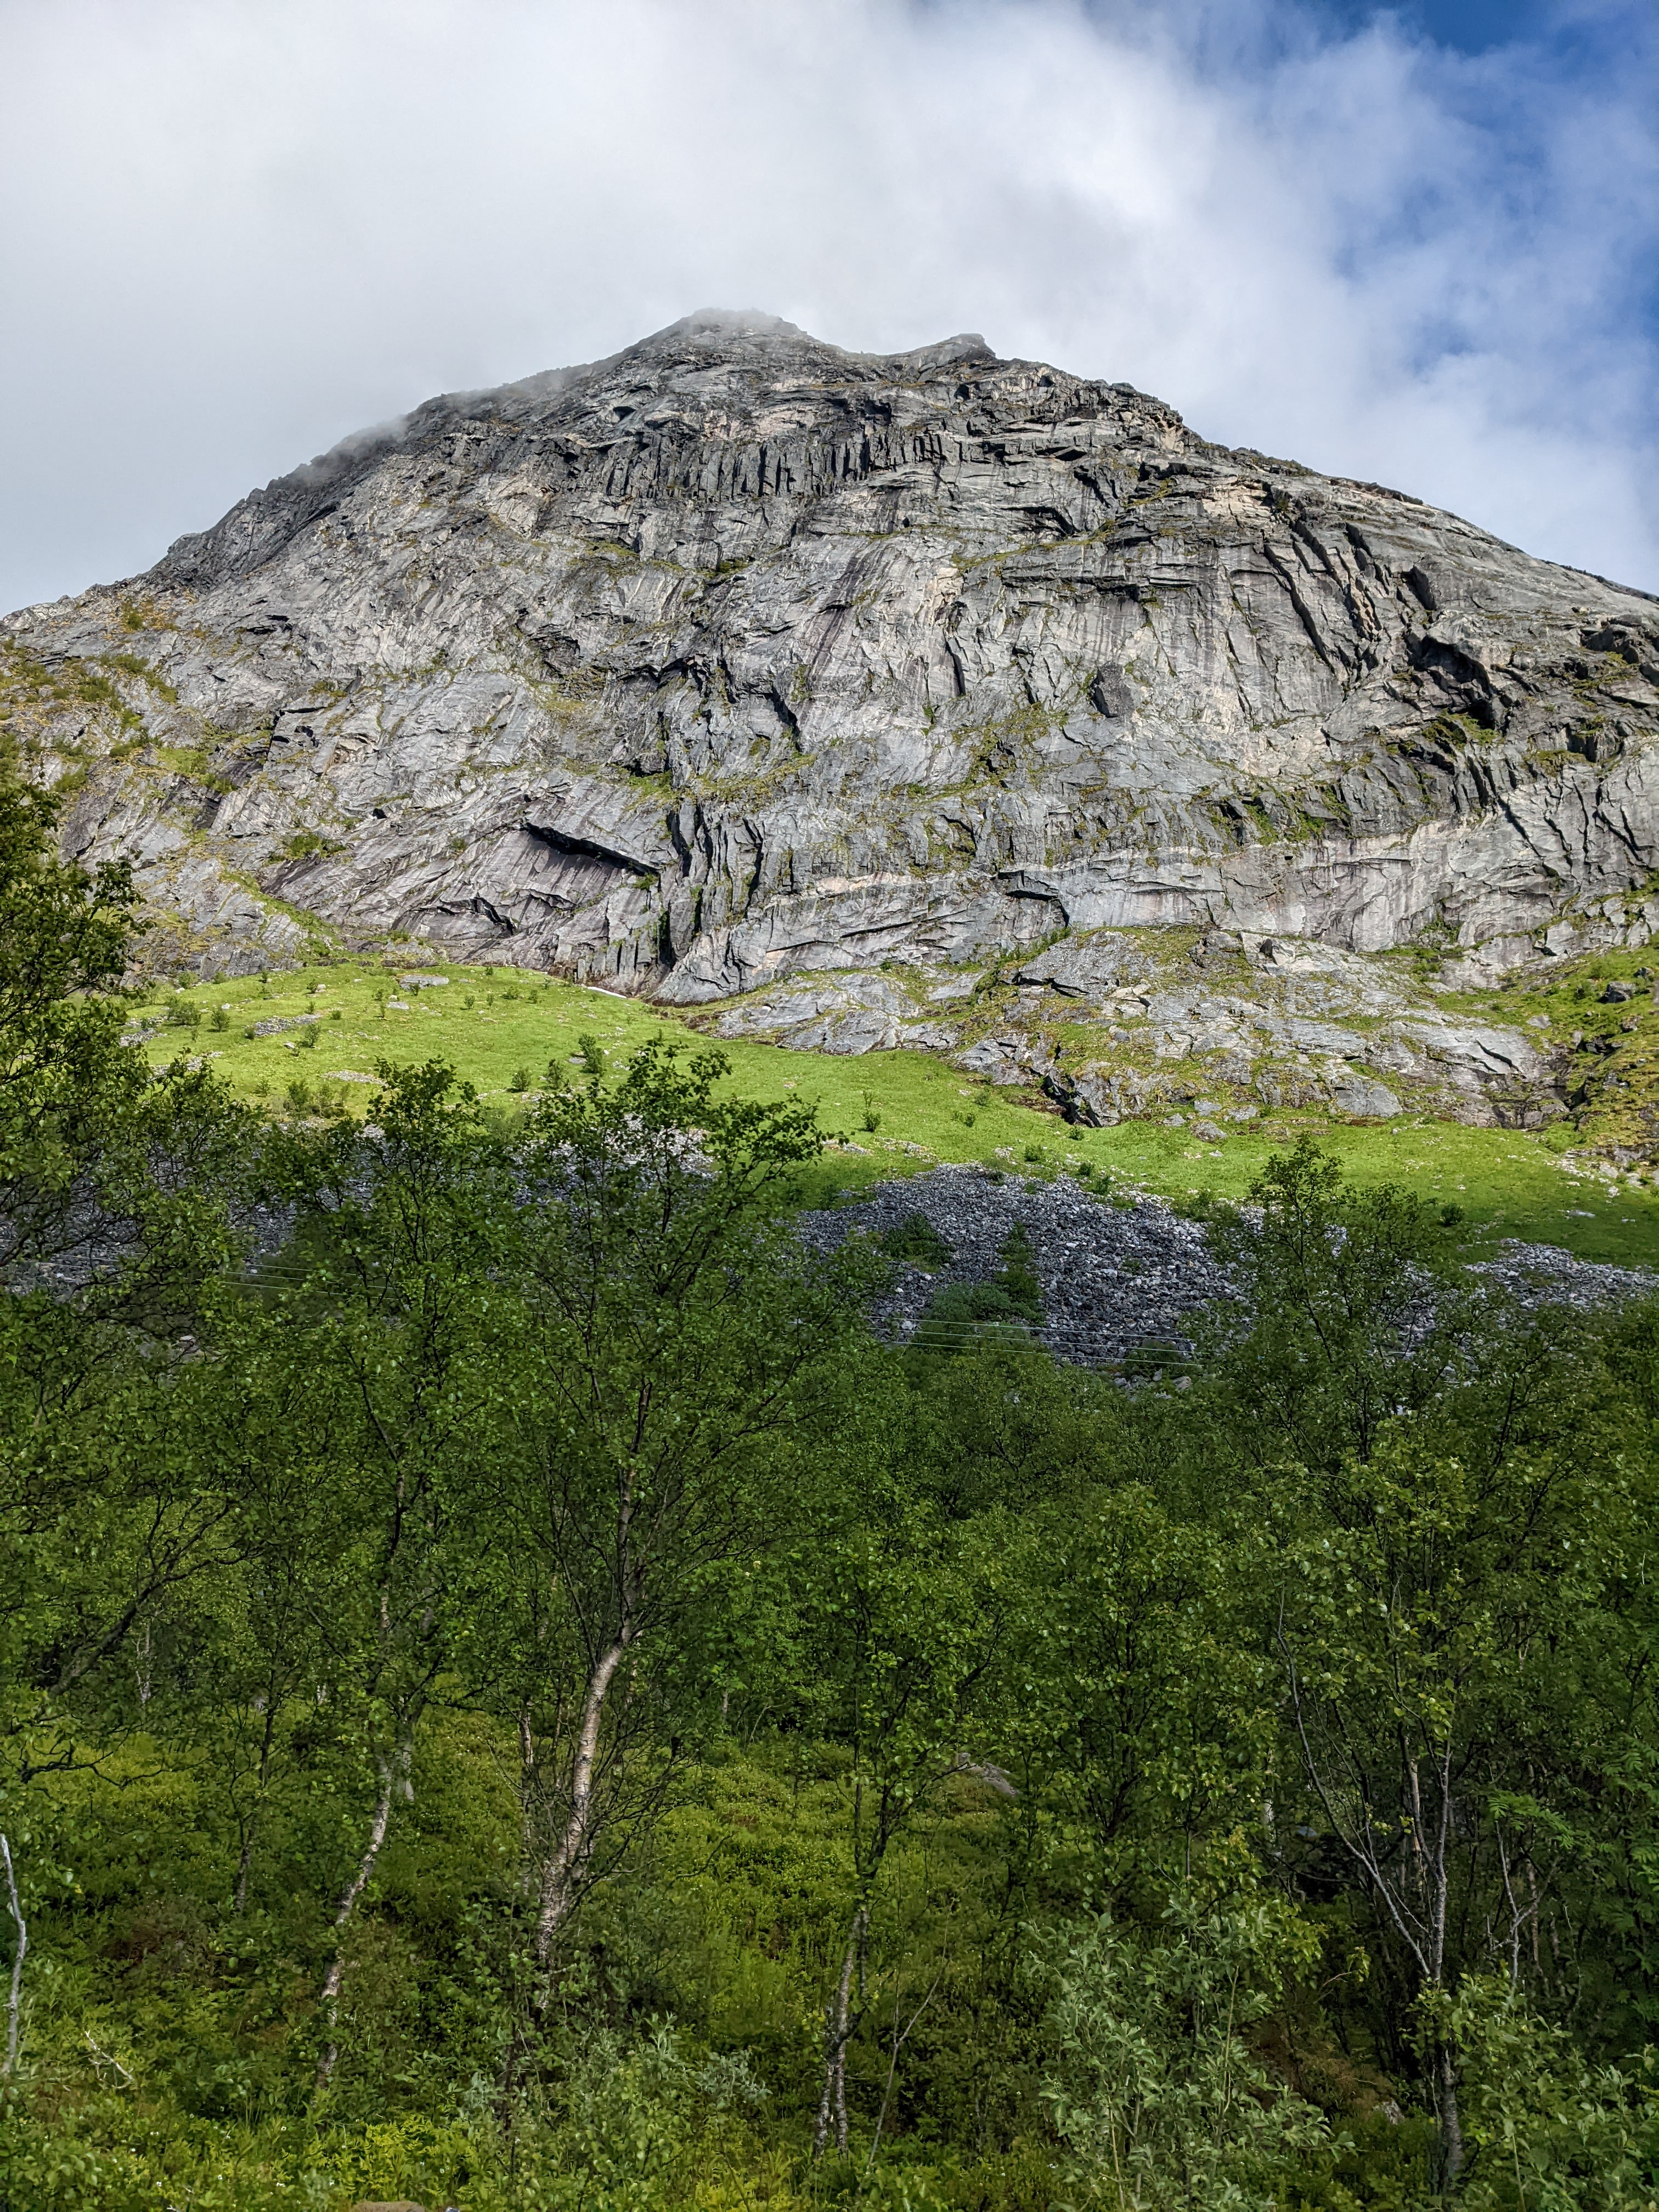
[509, 1067, 532, 1094]
[996, 1223, 1042, 1319]
[578, 1032, 606, 1076]
[1438, 1976, 1659, 2208]
[912, 1229, 1042, 1352]
[1041, 1897, 1331, 2210]
[880, 1212, 953, 1269]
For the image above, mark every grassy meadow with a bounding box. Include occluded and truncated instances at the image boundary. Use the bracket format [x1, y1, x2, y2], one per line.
[133, 958, 1659, 1266]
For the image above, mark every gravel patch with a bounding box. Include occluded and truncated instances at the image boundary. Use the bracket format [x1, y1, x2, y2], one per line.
[1474, 1242, 1656, 1312]
[799, 1167, 1655, 1367]
[798, 1165, 1233, 1364]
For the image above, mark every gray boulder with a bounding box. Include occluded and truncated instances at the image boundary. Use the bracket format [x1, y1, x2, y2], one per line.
[1329, 1073, 1403, 1119]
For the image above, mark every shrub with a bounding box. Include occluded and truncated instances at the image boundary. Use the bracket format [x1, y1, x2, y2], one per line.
[208, 1006, 230, 1032]
[285, 1077, 313, 1115]
[996, 1222, 1042, 1318]
[879, 1213, 953, 1269]
[578, 1032, 606, 1076]
[914, 1279, 1033, 1352]
[278, 830, 341, 862]
[1041, 1897, 1331, 2209]
[509, 1067, 532, 1094]
[863, 1107, 882, 1133]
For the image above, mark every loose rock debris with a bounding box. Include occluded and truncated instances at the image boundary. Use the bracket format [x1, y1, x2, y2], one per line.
[798, 1166, 1654, 1368]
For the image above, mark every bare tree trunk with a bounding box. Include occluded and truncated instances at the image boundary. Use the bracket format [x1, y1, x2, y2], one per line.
[314, 1734, 405, 2090]
[1, 1833, 26, 2078]
[1433, 2038, 1465, 2193]
[533, 1634, 630, 1972]
[233, 1696, 281, 1916]
[813, 1901, 868, 2160]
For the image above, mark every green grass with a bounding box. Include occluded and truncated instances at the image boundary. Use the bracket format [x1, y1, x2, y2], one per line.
[135, 961, 1659, 1266]
[16, 1707, 1045, 2211]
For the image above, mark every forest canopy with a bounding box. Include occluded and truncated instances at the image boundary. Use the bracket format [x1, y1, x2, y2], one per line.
[3, 759, 1658, 2211]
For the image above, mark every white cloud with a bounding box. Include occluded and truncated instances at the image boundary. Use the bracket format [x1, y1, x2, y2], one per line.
[1, 0, 1654, 608]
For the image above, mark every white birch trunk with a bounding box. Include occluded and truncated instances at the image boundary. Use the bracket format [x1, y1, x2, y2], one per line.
[533, 1634, 630, 1971]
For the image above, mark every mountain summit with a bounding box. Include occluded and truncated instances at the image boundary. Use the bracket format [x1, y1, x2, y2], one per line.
[4, 314, 1657, 1003]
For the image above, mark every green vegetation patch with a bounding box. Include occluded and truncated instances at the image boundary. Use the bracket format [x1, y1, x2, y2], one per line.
[136, 960, 1659, 1263]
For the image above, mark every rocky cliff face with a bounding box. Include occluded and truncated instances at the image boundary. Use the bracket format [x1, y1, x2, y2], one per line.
[5, 309, 1658, 1012]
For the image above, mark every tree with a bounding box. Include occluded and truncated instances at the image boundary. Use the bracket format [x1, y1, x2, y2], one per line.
[1015, 1482, 1274, 1895]
[780, 1401, 1017, 2160]
[903, 1333, 1115, 1520]
[1201, 1135, 1462, 1479]
[1042, 1893, 1331, 2211]
[1272, 1400, 1646, 2188]
[1193, 1144, 1659, 2182]
[263, 1060, 517, 2087]
[478, 1040, 864, 1981]
[0, 761, 138, 1254]
[0, 753, 242, 1317]
[0, 751, 249, 1836]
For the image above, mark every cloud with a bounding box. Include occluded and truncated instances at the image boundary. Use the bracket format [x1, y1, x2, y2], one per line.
[1, 0, 1655, 609]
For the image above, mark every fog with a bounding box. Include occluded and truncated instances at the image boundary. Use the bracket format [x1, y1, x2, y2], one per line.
[2, 0, 1655, 610]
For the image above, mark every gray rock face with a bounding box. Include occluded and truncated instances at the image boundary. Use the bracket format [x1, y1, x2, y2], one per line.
[5, 307, 1657, 994]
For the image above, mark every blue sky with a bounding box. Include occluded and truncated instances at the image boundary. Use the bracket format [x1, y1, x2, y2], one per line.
[2, 0, 1656, 605]
[1333, 0, 1610, 52]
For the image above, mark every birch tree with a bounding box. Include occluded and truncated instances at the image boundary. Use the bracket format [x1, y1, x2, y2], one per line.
[1273, 1420, 1637, 2191]
[483, 1040, 861, 1980]
[784, 1463, 1014, 2160]
[267, 1060, 515, 2088]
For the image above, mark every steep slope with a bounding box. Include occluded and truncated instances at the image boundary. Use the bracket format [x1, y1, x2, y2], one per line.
[5, 309, 1657, 1013]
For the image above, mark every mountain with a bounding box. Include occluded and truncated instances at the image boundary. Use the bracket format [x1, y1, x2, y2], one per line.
[4, 310, 1658, 1129]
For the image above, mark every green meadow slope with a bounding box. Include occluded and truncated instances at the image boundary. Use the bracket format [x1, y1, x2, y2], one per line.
[134, 950, 1659, 1265]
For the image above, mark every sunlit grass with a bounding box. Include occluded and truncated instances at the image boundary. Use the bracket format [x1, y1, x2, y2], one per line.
[134, 961, 1659, 1267]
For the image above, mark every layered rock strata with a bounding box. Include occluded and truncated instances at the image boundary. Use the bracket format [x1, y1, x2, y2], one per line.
[4, 308, 1656, 1008]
